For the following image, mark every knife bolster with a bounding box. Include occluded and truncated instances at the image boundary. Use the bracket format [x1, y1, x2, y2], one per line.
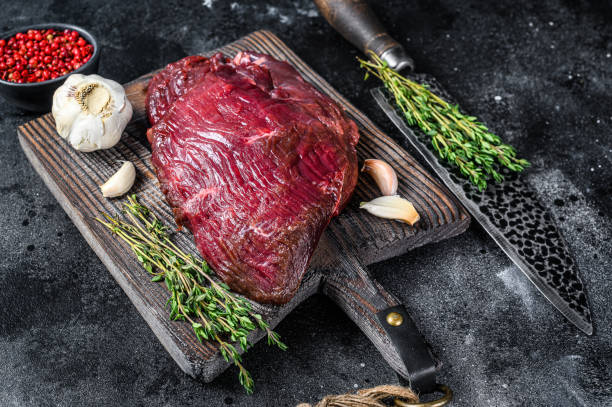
[314, 0, 414, 71]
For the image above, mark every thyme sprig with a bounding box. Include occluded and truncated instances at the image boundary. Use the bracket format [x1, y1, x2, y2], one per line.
[96, 195, 286, 394]
[358, 53, 530, 190]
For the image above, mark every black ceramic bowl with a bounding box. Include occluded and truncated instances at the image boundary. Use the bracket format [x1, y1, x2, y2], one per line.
[0, 23, 100, 112]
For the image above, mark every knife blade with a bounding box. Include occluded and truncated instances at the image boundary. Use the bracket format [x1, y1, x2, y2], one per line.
[314, 0, 593, 334]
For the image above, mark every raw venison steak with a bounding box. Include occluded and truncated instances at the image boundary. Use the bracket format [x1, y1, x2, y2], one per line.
[146, 52, 359, 304]
[145, 55, 211, 126]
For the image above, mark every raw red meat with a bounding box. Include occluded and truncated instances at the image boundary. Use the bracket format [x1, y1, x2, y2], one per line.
[146, 52, 359, 304]
[145, 55, 211, 126]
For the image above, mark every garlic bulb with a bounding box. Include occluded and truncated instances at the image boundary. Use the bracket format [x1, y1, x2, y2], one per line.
[360, 195, 420, 225]
[362, 159, 398, 196]
[100, 161, 136, 198]
[52, 74, 133, 152]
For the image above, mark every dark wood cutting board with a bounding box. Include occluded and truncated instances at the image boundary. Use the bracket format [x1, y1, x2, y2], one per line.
[17, 31, 469, 384]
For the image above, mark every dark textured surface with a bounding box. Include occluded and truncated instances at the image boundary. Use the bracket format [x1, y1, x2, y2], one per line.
[0, 1, 610, 406]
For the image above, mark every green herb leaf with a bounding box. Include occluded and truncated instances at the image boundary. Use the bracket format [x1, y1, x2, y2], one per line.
[358, 53, 530, 190]
[95, 195, 287, 394]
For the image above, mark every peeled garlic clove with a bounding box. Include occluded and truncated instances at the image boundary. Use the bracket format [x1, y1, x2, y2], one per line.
[100, 161, 136, 198]
[360, 195, 420, 225]
[361, 159, 398, 196]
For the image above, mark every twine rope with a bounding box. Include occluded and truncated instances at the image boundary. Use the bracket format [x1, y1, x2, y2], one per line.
[297, 384, 419, 407]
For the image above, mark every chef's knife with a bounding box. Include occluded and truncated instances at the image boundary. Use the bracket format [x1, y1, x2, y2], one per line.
[314, 0, 593, 335]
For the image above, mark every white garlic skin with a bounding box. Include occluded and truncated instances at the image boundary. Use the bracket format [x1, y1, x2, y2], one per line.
[361, 159, 398, 196]
[360, 195, 420, 225]
[52, 74, 133, 152]
[100, 161, 136, 198]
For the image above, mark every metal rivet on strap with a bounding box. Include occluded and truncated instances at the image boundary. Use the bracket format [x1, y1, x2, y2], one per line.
[386, 311, 404, 327]
[394, 384, 453, 407]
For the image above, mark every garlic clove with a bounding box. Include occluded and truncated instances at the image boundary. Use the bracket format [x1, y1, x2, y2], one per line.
[100, 161, 136, 198]
[360, 195, 420, 225]
[53, 99, 82, 139]
[361, 159, 398, 196]
[52, 74, 84, 119]
[102, 97, 133, 146]
[68, 114, 105, 152]
[63, 73, 86, 89]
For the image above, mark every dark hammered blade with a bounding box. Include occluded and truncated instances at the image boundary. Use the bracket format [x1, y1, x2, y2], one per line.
[372, 79, 593, 335]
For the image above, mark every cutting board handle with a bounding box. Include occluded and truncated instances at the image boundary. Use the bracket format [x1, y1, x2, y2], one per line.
[313, 0, 414, 71]
[320, 224, 439, 393]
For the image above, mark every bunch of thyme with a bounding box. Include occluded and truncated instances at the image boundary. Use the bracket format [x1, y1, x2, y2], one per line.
[96, 195, 286, 394]
[358, 53, 530, 190]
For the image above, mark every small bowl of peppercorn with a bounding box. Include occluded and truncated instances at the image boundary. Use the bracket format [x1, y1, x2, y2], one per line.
[0, 23, 100, 112]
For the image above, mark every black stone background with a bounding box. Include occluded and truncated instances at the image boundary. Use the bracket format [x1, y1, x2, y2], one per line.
[0, 1, 611, 406]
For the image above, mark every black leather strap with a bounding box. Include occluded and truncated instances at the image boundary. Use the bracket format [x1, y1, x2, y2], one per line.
[376, 305, 439, 393]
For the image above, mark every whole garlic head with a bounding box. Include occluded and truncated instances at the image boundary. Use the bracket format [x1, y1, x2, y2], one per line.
[52, 74, 133, 152]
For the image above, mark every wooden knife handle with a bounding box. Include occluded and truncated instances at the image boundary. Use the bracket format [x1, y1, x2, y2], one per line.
[313, 0, 414, 71]
[320, 225, 438, 392]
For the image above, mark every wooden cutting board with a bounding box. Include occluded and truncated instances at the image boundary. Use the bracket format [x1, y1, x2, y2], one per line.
[17, 31, 469, 383]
